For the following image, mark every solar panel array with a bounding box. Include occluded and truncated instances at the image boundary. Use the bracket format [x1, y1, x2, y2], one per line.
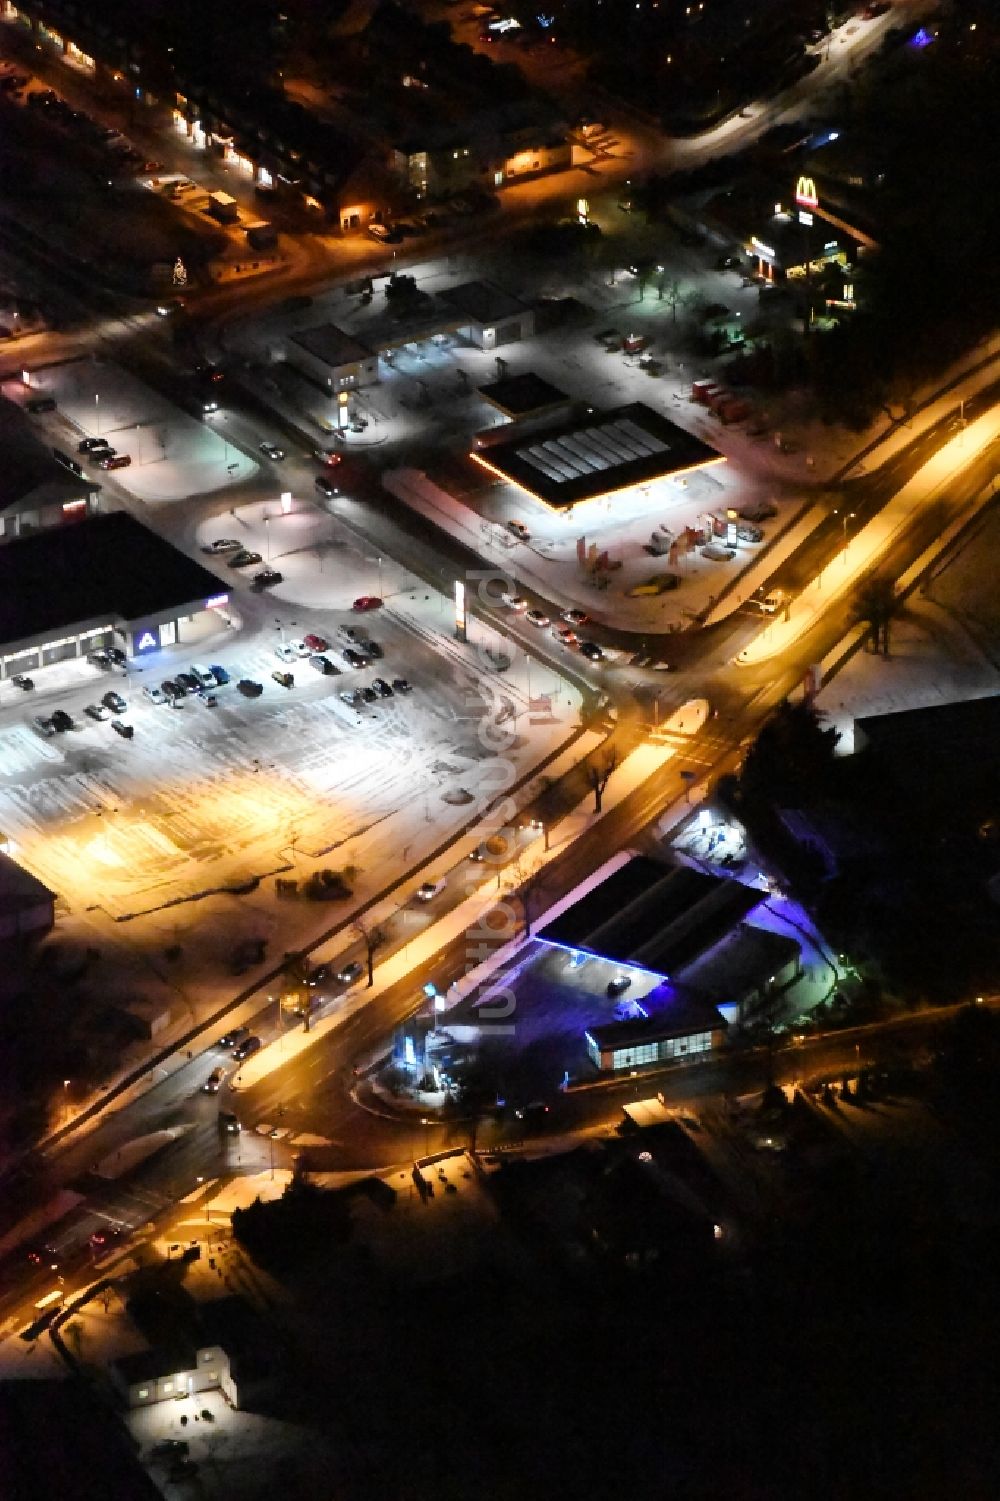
[517, 417, 670, 487]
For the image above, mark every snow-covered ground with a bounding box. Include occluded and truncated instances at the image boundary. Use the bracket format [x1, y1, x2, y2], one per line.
[14, 357, 258, 501]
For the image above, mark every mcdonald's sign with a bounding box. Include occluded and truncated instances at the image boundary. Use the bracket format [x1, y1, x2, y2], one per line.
[795, 175, 819, 210]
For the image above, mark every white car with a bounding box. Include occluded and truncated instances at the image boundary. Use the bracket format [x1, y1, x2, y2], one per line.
[274, 644, 298, 665]
[189, 663, 216, 690]
[287, 639, 311, 658]
[525, 609, 550, 628]
[562, 609, 590, 627]
[203, 538, 241, 554]
[755, 589, 785, 614]
[501, 593, 528, 612]
[143, 685, 168, 706]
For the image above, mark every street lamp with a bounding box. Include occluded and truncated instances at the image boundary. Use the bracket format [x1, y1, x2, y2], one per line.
[264, 514, 270, 563]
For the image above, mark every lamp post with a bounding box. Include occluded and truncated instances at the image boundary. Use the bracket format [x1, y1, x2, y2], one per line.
[264, 514, 270, 563]
[94, 392, 100, 437]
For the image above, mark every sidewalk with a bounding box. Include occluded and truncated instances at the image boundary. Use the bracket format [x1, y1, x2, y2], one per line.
[738, 406, 1000, 668]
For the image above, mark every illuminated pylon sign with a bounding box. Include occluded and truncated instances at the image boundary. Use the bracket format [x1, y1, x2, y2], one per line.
[173, 257, 188, 287]
[795, 175, 819, 211]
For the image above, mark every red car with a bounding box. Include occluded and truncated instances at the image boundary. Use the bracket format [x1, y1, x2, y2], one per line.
[352, 596, 383, 612]
[303, 633, 329, 652]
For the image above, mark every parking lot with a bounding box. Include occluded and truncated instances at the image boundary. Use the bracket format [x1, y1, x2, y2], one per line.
[0, 572, 577, 921]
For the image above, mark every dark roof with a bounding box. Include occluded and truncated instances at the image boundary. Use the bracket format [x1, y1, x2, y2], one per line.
[677, 923, 800, 1005]
[0, 852, 56, 911]
[588, 990, 726, 1049]
[0, 398, 98, 512]
[438, 280, 527, 327]
[477, 373, 570, 417]
[0, 1380, 163, 1501]
[540, 857, 763, 975]
[470, 401, 724, 510]
[289, 323, 375, 368]
[854, 694, 1000, 781]
[0, 512, 228, 647]
[112, 1345, 190, 1385]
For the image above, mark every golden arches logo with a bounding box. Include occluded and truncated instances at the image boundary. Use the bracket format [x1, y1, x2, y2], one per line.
[795, 175, 819, 209]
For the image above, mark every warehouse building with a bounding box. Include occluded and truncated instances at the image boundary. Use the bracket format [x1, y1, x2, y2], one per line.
[0, 511, 230, 679]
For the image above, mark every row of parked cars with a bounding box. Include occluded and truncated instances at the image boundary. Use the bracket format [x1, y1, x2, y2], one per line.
[77, 435, 131, 470]
[142, 663, 228, 707]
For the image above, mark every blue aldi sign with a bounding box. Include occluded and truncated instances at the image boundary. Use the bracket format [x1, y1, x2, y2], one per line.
[134, 626, 161, 654]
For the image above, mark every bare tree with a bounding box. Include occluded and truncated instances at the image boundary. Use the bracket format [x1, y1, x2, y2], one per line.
[586, 754, 618, 814]
[354, 916, 387, 988]
[505, 853, 547, 939]
[661, 277, 683, 320]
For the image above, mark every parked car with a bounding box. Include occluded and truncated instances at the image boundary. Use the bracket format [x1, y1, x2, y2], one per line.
[218, 1027, 249, 1050]
[50, 709, 77, 732]
[84, 703, 110, 721]
[176, 672, 201, 694]
[579, 641, 604, 661]
[391, 677, 412, 693]
[25, 396, 56, 413]
[160, 679, 182, 700]
[336, 961, 365, 986]
[310, 654, 336, 674]
[189, 664, 215, 690]
[372, 677, 393, 698]
[32, 715, 56, 737]
[228, 550, 262, 568]
[203, 538, 242, 554]
[343, 647, 369, 669]
[253, 569, 283, 589]
[232, 1035, 262, 1062]
[340, 689, 362, 707]
[98, 452, 132, 470]
[362, 639, 384, 659]
[78, 437, 112, 454]
[87, 649, 112, 669]
[607, 974, 632, 998]
[303, 632, 328, 652]
[271, 670, 294, 689]
[143, 685, 168, 705]
[101, 690, 127, 713]
[11, 675, 34, 691]
[367, 222, 403, 244]
[237, 679, 264, 697]
[287, 639, 311, 658]
[151, 1440, 189, 1460]
[107, 647, 127, 666]
[274, 644, 298, 665]
[209, 664, 230, 685]
[111, 719, 134, 739]
[353, 596, 383, 612]
[259, 441, 285, 460]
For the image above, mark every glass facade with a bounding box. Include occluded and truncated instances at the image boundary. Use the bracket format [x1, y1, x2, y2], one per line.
[595, 1029, 715, 1073]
